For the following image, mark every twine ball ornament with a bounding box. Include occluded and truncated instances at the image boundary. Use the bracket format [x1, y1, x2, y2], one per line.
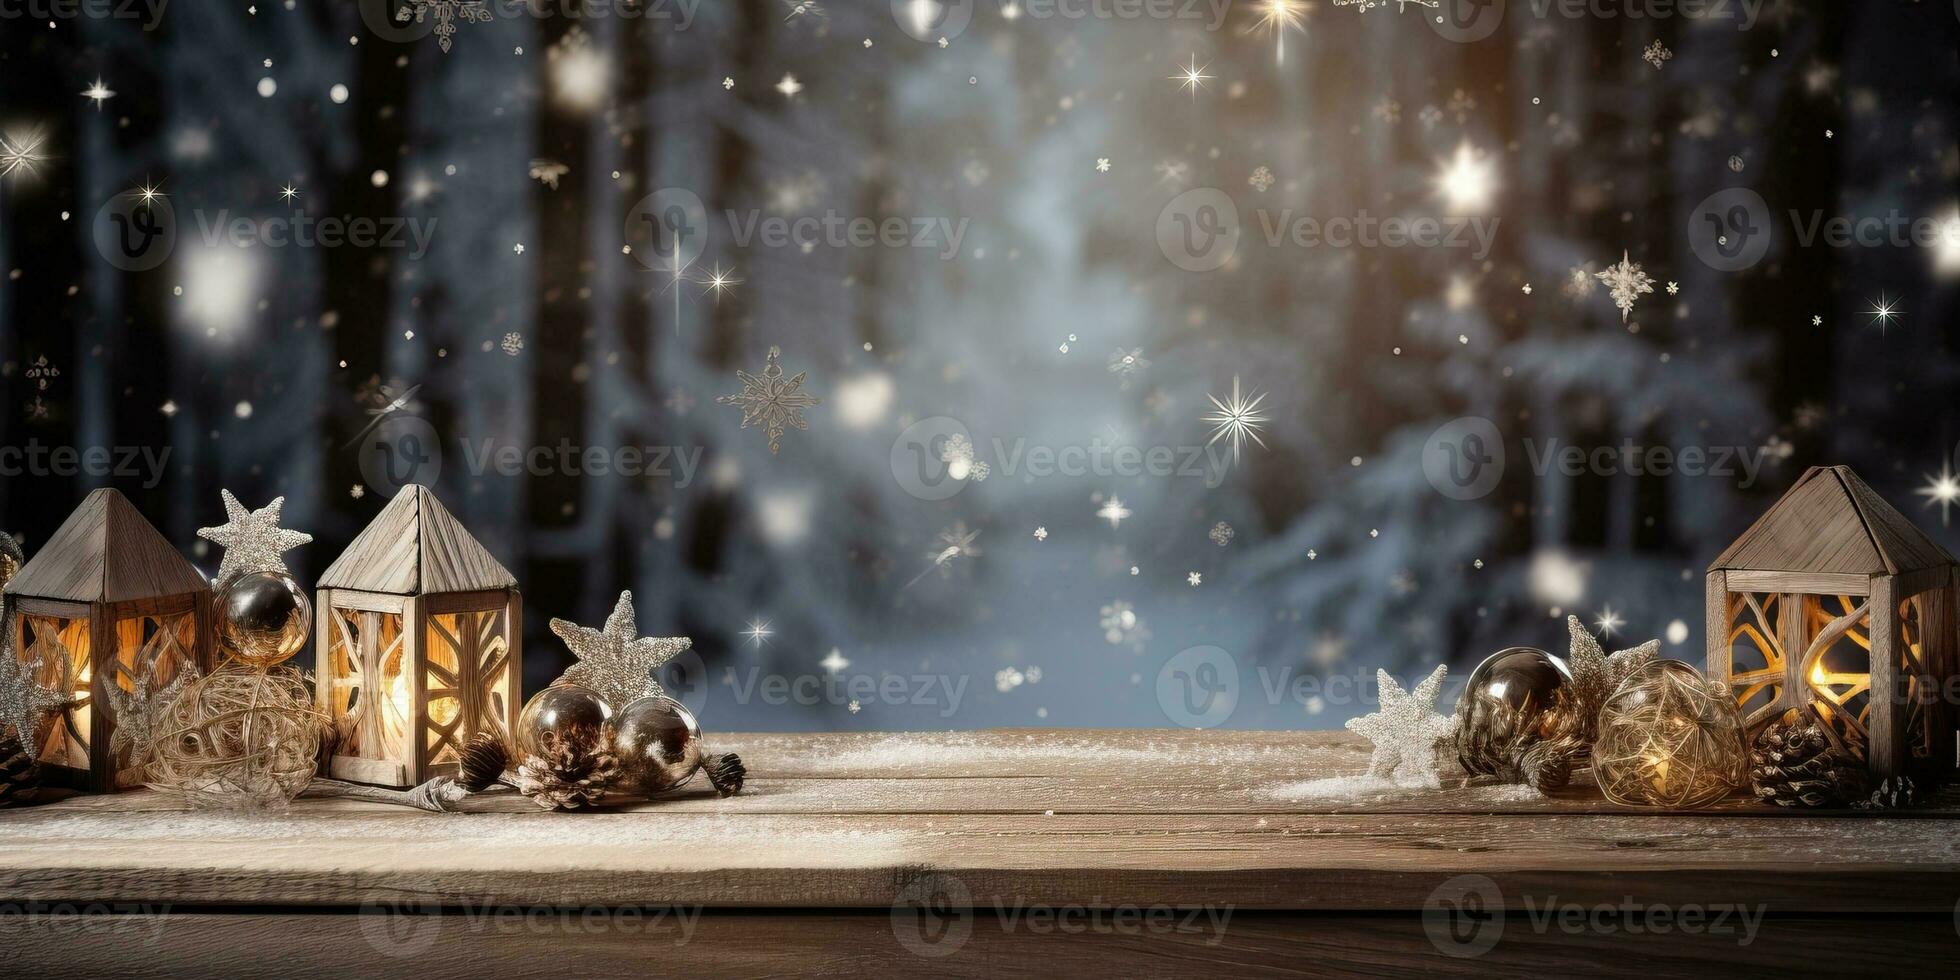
[1592, 660, 1748, 809]
[144, 573, 323, 811]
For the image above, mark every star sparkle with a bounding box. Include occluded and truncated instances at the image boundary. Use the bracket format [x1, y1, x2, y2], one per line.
[1918, 464, 1960, 527]
[1201, 375, 1270, 464]
[1170, 54, 1212, 98]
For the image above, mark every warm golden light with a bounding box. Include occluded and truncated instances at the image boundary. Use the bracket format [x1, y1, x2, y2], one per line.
[1434, 142, 1498, 213]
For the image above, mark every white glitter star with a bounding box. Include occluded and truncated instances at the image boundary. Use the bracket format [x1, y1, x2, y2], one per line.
[1344, 665, 1453, 787]
[196, 490, 313, 585]
[551, 591, 691, 708]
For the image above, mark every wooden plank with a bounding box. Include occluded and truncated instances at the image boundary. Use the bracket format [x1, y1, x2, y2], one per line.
[1868, 575, 1904, 779]
[5, 731, 1960, 913]
[3, 910, 1953, 979]
[1722, 570, 1867, 597]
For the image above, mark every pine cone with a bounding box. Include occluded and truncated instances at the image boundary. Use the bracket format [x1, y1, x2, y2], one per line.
[516, 742, 622, 811]
[704, 753, 746, 797]
[458, 733, 512, 793]
[1519, 737, 1578, 792]
[1856, 776, 1920, 811]
[1749, 711, 1864, 808]
[0, 727, 41, 808]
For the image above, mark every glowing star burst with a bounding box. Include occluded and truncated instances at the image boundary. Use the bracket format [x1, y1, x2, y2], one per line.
[698, 263, 742, 303]
[1593, 605, 1626, 639]
[1434, 142, 1496, 212]
[551, 591, 692, 708]
[279, 184, 299, 203]
[1097, 497, 1133, 529]
[1170, 54, 1212, 98]
[741, 618, 774, 648]
[81, 78, 116, 110]
[717, 346, 822, 453]
[0, 129, 49, 181]
[1201, 375, 1270, 463]
[1594, 251, 1656, 324]
[775, 73, 803, 97]
[1918, 464, 1960, 527]
[1867, 293, 1903, 334]
[1250, 0, 1307, 66]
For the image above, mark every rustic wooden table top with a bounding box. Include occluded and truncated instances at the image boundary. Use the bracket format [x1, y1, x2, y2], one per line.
[5, 729, 1958, 912]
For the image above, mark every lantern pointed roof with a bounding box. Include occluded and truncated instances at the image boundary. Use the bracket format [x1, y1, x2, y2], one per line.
[7, 488, 209, 603]
[1709, 465, 1955, 576]
[319, 485, 516, 595]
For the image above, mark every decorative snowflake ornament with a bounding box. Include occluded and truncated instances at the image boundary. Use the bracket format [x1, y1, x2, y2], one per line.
[1345, 665, 1453, 788]
[1643, 39, 1672, 70]
[1594, 250, 1655, 324]
[396, 0, 492, 54]
[100, 659, 198, 764]
[717, 346, 822, 454]
[550, 591, 692, 709]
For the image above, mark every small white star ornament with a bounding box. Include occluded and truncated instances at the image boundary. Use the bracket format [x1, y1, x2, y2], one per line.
[550, 591, 691, 709]
[1346, 664, 1455, 788]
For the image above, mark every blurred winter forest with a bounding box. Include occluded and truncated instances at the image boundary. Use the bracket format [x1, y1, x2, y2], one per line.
[0, 1, 1957, 730]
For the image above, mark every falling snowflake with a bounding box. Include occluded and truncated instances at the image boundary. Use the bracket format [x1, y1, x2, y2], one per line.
[1594, 251, 1656, 324]
[1373, 98, 1401, 123]
[1521, 283, 1533, 295]
[1642, 39, 1672, 69]
[939, 433, 991, 482]
[926, 521, 982, 578]
[1106, 348, 1149, 387]
[819, 648, 850, 674]
[500, 332, 524, 355]
[1248, 166, 1275, 192]
[782, 0, 825, 21]
[1094, 157, 1110, 173]
[1032, 526, 1048, 541]
[528, 159, 569, 189]
[350, 484, 366, 500]
[1417, 104, 1444, 129]
[1096, 496, 1132, 528]
[1209, 522, 1235, 546]
[1154, 159, 1190, 186]
[394, 1, 492, 53]
[1665, 281, 1679, 296]
[776, 73, 802, 97]
[722, 76, 735, 90]
[1187, 572, 1202, 586]
[1727, 154, 1745, 173]
[25, 355, 60, 392]
[848, 700, 861, 714]
[717, 345, 822, 453]
[1099, 601, 1150, 650]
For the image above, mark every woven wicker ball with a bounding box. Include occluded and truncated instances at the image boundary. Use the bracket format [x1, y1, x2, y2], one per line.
[144, 664, 324, 812]
[1592, 660, 1747, 808]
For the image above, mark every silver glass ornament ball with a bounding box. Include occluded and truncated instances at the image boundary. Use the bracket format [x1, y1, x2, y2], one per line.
[609, 695, 703, 797]
[216, 571, 312, 667]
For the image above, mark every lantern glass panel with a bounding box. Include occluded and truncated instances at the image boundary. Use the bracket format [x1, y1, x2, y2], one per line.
[21, 614, 91, 768]
[324, 606, 412, 764]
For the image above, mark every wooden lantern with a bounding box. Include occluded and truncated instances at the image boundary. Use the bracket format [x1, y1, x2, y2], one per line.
[1707, 465, 1959, 782]
[315, 486, 521, 788]
[5, 488, 213, 792]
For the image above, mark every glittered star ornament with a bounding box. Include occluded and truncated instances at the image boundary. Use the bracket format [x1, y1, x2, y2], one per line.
[100, 660, 198, 764]
[717, 346, 822, 454]
[550, 591, 691, 709]
[0, 641, 77, 760]
[1346, 665, 1454, 788]
[1562, 614, 1658, 734]
[197, 490, 313, 585]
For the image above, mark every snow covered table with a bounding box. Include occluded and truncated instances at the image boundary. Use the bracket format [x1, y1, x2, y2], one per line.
[2, 730, 1957, 977]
